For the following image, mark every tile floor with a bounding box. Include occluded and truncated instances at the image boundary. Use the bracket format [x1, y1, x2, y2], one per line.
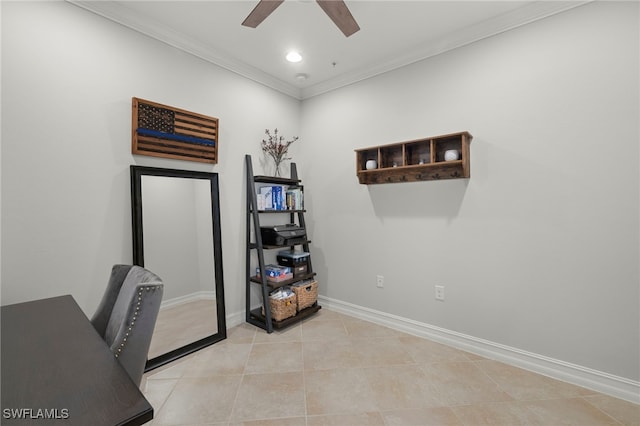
[142, 309, 639, 425]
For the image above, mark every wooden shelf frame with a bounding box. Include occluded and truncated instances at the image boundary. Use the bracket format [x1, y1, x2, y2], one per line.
[355, 131, 472, 184]
[245, 155, 320, 333]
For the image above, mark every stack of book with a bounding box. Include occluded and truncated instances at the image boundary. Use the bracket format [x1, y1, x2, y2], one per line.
[257, 186, 303, 211]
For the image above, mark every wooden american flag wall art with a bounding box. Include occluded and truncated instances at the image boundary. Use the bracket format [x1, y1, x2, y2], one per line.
[131, 97, 218, 164]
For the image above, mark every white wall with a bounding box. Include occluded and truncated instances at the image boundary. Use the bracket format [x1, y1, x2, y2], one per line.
[2, 0, 638, 390]
[299, 1, 639, 382]
[0, 1, 301, 319]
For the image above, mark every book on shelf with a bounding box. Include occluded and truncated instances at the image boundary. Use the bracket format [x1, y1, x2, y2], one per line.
[258, 186, 272, 210]
[274, 186, 283, 210]
[285, 188, 303, 210]
[258, 185, 303, 211]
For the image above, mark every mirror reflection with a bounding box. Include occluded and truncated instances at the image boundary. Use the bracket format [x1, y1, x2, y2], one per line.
[142, 175, 218, 358]
[130, 166, 226, 372]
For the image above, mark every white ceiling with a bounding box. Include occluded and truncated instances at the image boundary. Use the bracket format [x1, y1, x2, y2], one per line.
[70, 1, 587, 100]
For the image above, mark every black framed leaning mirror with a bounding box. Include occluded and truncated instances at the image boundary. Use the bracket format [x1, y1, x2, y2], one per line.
[130, 165, 226, 372]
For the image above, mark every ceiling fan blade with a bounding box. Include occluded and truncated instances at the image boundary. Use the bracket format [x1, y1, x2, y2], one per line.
[316, 0, 360, 37]
[242, 0, 284, 28]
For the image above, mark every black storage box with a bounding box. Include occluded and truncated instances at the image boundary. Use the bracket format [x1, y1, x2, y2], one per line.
[277, 250, 310, 266]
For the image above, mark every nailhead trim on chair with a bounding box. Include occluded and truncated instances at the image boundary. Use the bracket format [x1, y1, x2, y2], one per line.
[114, 285, 162, 359]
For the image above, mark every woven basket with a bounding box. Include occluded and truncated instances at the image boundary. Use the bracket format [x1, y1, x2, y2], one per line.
[267, 292, 297, 322]
[292, 280, 318, 311]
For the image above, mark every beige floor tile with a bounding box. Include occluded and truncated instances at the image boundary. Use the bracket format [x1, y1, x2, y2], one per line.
[253, 323, 302, 343]
[583, 394, 640, 426]
[363, 365, 443, 410]
[303, 308, 350, 322]
[245, 341, 303, 374]
[166, 422, 228, 425]
[146, 361, 189, 380]
[352, 337, 415, 367]
[399, 335, 476, 364]
[342, 318, 404, 338]
[226, 323, 258, 344]
[460, 350, 487, 361]
[303, 338, 363, 370]
[305, 368, 379, 415]
[523, 398, 620, 425]
[152, 375, 242, 425]
[230, 416, 307, 426]
[143, 378, 179, 418]
[307, 411, 386, 425]
[452, 401, 545, 425]
[382, 406, 463, 426]
[180, 342, 252, 377]
[420, 362, 513, 406]
[475, 360, 596, 401]
[143, 343, 209, 382]
[303, 337, 414, 370]
[230, 372, 306, 421]
[302, 319, 349, 341]
[142, 308, 639, 425]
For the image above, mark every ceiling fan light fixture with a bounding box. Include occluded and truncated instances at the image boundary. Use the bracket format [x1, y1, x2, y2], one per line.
[242, 0, 359, 37]
[286, 51, 303, 63]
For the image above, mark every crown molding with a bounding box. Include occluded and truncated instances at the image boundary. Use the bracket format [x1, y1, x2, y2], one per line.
[67, 1, 304, 99]
[68, 1, 590, 101]
[300, 1, 591, 99]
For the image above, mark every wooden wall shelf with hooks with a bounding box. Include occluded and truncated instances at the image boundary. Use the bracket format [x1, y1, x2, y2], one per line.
[355, 131, 472, 184]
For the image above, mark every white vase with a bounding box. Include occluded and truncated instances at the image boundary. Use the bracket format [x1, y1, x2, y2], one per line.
[365, 159, 377, 170]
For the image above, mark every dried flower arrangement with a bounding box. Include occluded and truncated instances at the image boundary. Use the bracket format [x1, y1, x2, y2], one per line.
[261, 128, 299, 177]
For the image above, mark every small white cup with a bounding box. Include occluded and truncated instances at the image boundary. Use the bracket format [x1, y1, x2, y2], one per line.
[365, 159, 377, 170]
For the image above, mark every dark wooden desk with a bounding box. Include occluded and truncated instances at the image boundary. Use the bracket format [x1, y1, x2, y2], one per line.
[1, 295, 153, 425]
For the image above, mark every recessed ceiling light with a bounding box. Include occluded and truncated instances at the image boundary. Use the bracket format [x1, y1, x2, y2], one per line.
[286, 51, 302, 63]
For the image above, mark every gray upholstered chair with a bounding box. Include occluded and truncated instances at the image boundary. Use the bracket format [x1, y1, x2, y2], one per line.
[91, 265, 164, 386]
[91, 265, 135, 337]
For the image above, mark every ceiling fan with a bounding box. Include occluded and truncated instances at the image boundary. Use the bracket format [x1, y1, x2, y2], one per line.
[242, 0, 360, 37]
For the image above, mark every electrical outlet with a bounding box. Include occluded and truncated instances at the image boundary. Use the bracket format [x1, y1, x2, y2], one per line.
[376, 275, 384, 288]
[435, 285, 445, 301]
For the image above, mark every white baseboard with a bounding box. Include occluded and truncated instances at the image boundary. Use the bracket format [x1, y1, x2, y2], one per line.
[160, 291, 215, 309]
[318, 295, 640, 405]
[226, 310, 245, 329]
